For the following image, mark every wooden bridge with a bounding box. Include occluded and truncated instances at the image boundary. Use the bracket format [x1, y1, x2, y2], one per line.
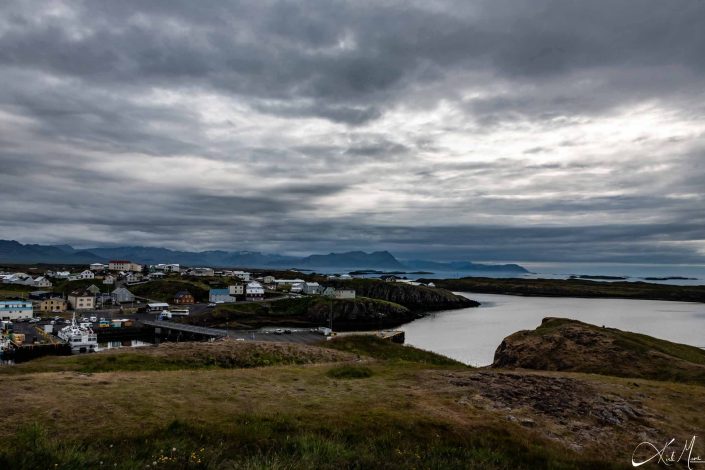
[141, 320, 228, 339]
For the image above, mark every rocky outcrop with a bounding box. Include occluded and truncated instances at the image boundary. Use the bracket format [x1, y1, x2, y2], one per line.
[493, 317, 705, 384]
[306, 297, 415, 330]
[326, 279, 478, 312]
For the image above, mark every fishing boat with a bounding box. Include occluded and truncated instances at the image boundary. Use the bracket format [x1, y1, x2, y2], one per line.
[58, 313, 98, 353]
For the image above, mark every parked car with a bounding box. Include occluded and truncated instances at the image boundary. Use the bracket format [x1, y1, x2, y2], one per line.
[89, 316, 97, 322]
[274, 329, 284, 335]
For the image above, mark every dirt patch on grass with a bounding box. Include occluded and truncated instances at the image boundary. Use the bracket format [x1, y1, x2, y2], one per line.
[426, 369, 663, 455]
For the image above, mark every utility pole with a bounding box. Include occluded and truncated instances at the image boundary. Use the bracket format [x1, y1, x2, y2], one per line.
[329, 297, 333, 332]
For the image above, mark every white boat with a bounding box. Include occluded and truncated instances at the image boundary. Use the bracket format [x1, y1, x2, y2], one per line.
[58, 313, 98, 353]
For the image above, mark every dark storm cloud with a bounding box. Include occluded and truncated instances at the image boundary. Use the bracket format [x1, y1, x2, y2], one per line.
[1, 0, 705, 263]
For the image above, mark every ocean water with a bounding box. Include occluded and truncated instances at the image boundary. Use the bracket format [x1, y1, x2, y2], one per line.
[312, 263, 705, 286]
[400, 292, 705, 366]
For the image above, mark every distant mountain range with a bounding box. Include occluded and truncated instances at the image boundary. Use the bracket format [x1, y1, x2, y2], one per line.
[0, 239, 528, 273]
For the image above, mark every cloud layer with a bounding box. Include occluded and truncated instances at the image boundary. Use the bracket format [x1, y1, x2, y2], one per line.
[1, 0, 704, 263]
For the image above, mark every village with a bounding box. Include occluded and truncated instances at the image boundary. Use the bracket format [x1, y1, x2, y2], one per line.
[0, 259, 375, 361]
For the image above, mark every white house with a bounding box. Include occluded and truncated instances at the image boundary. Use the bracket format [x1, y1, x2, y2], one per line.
[68, 270, 95, 281]
[33, 276, 53, 288]
[232, 271, 251, 282]
[67, 289, 95, 310]
[102, 275, 115, 285]
[191, 267, 215, 277]
[151, 263, 180, 273]
[2, 273, 33, 285]
[89, 263, 106, 271]
[124, 272, 143, 283]
[301, 282, 322, 295]
[111, 287, 136, 303]
[0, 300, 34, 320]
[290, 282, 304, 293]
[274, 278, 306, 286]
[245, 281, 264, 300]
[52, 271, 70, 279]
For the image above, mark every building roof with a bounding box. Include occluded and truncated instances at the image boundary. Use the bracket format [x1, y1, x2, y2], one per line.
[112, 287, 133, 294]
[70, 289, 93, 297]
[209, 288, 229, 295]
[174, 290, 192, 297]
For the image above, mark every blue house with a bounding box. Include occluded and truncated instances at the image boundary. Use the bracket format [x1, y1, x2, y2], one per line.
[209, 289, 235, 303]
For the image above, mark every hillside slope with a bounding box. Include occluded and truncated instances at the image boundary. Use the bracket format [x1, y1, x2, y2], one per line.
[186, 296, 415, 330]
[493, 317, 705, 384]
[426, 276, 705, 302]
[326, 278, 478, 311]
[2, 332, 705, 468]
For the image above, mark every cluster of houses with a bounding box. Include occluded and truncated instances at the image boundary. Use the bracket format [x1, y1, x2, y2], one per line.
[27, 285, 138, 314]
[208, 281, 264, 303]
[1, 258, 364, 318]
[206, 279, 355, 304]
[0, 273, 53, 288]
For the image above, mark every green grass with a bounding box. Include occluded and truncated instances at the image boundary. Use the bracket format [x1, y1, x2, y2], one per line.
[129, 280, 210, 302]
[323, 335, 466, 367]
[191, 296, 410, 330]
[428, 276, 705, 303]
[0, 341, 355, 375]
[0, 283, 37, 299]
[326, 364, 374, 379]
[0, 416, 621, 470]
[536, 318, 705, 365]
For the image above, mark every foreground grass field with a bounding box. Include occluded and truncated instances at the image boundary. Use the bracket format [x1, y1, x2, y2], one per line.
[0, 336, 703, 469]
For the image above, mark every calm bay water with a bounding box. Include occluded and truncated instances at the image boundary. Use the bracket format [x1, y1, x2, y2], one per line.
[400, 292, 705, 366]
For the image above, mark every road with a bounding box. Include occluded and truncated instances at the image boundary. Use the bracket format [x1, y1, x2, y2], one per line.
[226, 328, 324, 344]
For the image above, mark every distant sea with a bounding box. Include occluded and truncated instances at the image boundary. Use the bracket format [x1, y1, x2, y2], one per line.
[311, 263, 705, 286]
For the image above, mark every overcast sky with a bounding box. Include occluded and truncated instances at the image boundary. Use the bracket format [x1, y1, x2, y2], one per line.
[1, 0, 705, 263]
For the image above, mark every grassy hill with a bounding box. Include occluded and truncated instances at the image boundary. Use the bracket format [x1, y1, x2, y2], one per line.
[325, 278, 479, 311]
[426, 276, 705, 302]
[3, 323, 705, 468]
[184, 296, 416, 330]
[494, 317, 705, 384]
